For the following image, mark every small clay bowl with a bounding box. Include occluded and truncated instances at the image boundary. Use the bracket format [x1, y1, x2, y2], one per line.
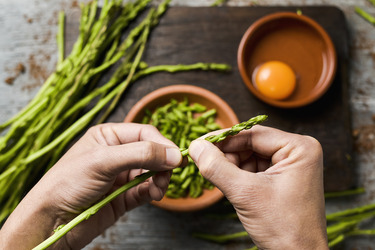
[124, 85, 239, 212]
[238, 12, 337, 108]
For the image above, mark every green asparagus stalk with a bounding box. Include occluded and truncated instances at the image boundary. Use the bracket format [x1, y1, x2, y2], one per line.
[326, 203, 375, 221]
[132, 62, 231, 81]
[57, 11, 65, 66]
[324, 187, 365, 199]
[328, 234, 345, 248]
[180, 115, 268, 156]
[355, 6, 375, 25]
[96, 9, 153, 124]
[328, 229, 375, 247]
[211, 0, 227, 6]
[181, 115, 267, 154]
[192, 231, 249, 243]
[32, 171, 156, 250]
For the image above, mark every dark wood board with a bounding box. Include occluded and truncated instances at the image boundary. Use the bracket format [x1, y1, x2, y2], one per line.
[66, 6, 354, 192]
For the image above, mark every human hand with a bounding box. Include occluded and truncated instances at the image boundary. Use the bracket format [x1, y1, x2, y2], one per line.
[189, 125, 328, 249]
[0, 123, 182, 249]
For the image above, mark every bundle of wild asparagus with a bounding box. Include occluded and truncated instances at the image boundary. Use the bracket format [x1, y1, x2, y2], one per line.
[0, 0, 230, 224]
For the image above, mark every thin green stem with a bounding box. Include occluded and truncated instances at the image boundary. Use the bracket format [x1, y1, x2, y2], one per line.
[205, 115, 268, 143]
[328, 229, 375, 248]
[355, 6, 375, 24]
[211, 0, 227, 6]
[346, 229, 375, 237]
[32, 171, 155, 250]
[327, 209, 375, 223]
[20, 79, 124, 165]
[179, 115, 267, 156]
[326, 203, 375, 221]
[57, 11, 65, 66]
[0, 97, 49, 152]
[0, 73, 56, 131]
[328, 234, 345, 248]
[327, 220, 358, 240]
[324, 187, 365, 198]
[192, 231, 248, 243]
[132, 63, 230, 81]
[96, 11, 153, 124]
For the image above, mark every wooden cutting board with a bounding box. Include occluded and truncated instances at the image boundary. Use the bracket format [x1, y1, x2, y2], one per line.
[66, 6, 354, 192]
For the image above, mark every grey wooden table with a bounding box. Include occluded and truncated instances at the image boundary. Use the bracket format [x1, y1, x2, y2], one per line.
[1, 0, 375, 249]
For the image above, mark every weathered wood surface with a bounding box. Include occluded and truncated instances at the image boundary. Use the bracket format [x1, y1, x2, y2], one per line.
[2, 1, 375, 249]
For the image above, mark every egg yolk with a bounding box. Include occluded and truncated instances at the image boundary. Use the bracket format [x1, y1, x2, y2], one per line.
[253, 61, 296, 100]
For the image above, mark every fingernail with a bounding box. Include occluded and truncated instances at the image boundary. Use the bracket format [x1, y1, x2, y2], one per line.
[189, 140, 206, 162]
[166, 147, 182, 167]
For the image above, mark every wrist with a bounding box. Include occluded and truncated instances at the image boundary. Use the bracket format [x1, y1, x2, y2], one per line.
[281, 231, 328, 250]
[245, 215, 328, 250]
[0, 184, 60, 249]
[273, 222, 328, 250]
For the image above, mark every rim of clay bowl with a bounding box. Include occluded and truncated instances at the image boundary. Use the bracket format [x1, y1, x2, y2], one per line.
[237, 12, 337, 108]
[124, 85, 240, 212]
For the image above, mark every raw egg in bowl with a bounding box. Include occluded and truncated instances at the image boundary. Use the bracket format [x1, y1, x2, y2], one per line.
[238, 12, 336, 108]
[253, 60, 296, 100]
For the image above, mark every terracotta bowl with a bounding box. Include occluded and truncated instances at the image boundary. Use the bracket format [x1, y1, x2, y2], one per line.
[238, 12, 337, 108]
[124, 85, 239, 212]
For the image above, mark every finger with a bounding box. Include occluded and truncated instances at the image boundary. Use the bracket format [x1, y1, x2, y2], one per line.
[134, 171, 171, 202]
[223, 150, 254, 166]
[111, 170, 171, 212]
[224, 152, 239, 165]
[189, 139, 256, 192]
[215, 125, 296, 161]
[240, 155, 257, 172]
[95, 141, 182, 176]
[256, 156, 271, 172]
[123, 182, 153, 211]
[87, 123, 177, 147]
[223, 151, 262, 173]
[152, 171, 171, 192]
[123, 172, 170, 211]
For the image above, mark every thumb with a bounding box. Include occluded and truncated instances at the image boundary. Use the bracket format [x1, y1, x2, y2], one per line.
[189, 139, 252, 194]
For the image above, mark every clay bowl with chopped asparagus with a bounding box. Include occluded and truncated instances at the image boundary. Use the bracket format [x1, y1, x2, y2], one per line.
[124, 85, 242, 212]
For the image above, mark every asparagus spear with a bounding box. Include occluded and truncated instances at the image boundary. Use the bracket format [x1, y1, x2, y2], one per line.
[324, 187, 365, 199]
[180, 115, 268, 156]
[355, 6, 375, 25]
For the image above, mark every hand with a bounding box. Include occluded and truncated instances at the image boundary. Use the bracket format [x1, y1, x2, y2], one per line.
[189, 125, 328, 249]
[0, 123, 182, 249]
